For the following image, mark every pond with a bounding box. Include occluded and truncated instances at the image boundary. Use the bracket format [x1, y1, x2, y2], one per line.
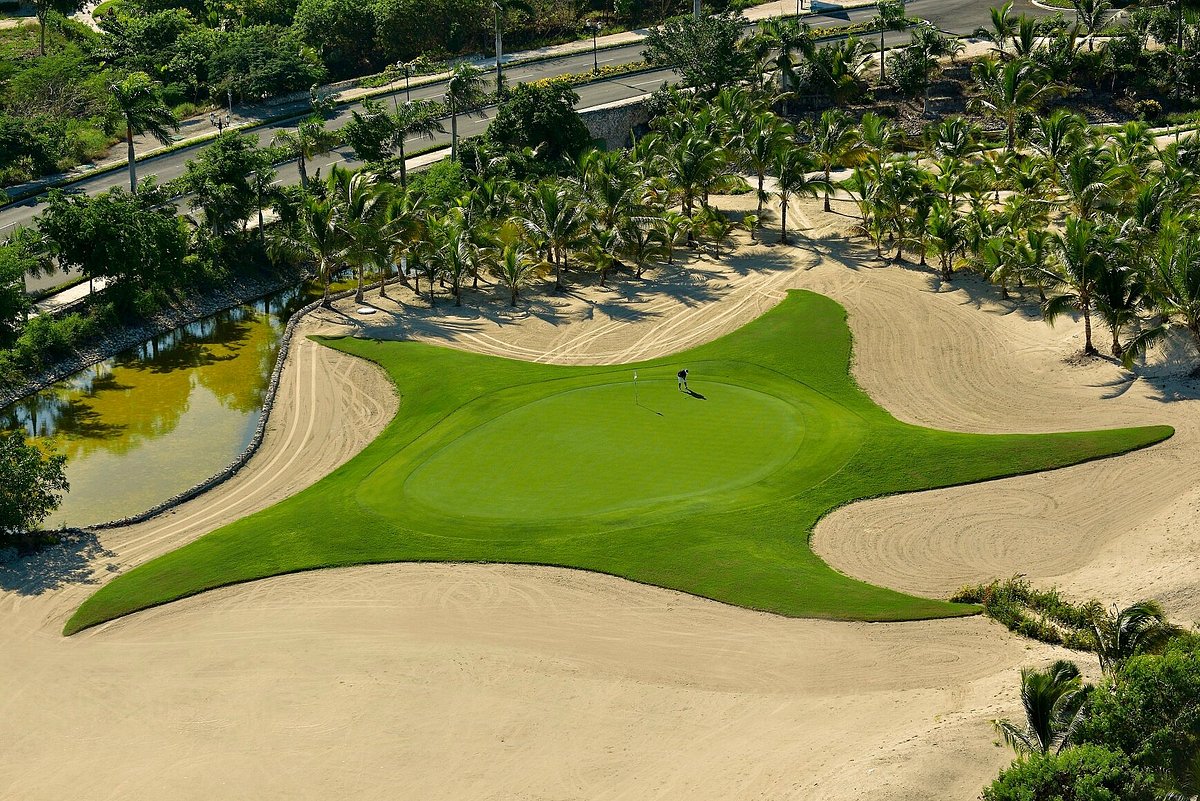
[1, 286, 314, 527]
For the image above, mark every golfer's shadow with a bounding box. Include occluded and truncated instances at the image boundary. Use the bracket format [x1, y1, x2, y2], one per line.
[684, 389, 707, 400]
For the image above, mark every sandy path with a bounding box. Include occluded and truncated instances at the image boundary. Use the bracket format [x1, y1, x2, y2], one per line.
[2, 193, 1193, 800]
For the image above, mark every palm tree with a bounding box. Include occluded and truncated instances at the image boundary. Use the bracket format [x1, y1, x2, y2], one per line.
[620, 217, 668, 278]
[1094, 260, 1146, 359]
[446, 64, 487, 161]
[1031, 109, 1087, 166]
[926, 200, 966, 280]
[774, 148, 830, 246]
[926, 114, 982, 160]
[490, 220, 541, 305]
[695, 206, 738, 258]
[1042, 216, 1114, 356]
[651, 132, 731, 223]
[521, 181, 586, 292]
[581, 224, 623, 286]
[807, 109, 865, 212]
[907, 23, 963, 115]
[873, 0, 908, 81]
[753, 18, 812, 101]
[994, 660, 1089, 756]
[1072, 0, 1113, 50]
[268, 193, 342, 307]
[656, 210, 692, 264]
[970, 58, 1059, 150]
[1126, 219, 1200, 368]
[738, 112, 792, 222]
[273, 117, 338, 190]
[393, 100, 446, 187]
[1056, 143, 1128, 219]
[975, 0, 1018, 59]
[376, 189, 425, 298]
[250, 166, 276, 248]
[429, 207, 476, 306]
[110, 72, 178, 193]
[1092, 600, 1177, 673]
[328, 167, 390, 304]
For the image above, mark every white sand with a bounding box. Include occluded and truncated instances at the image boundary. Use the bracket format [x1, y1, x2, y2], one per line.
[1, 194, 1194, 799]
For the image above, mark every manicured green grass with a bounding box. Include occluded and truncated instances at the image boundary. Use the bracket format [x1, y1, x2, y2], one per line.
[65, 291, 1174, 634]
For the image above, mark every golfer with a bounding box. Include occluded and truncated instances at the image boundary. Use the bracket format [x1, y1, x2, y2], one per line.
[677, 368, 689, 392]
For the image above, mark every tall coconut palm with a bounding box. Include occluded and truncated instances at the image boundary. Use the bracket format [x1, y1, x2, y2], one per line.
[110, 72, 178, 193]
[738, 112, 792, 222]
[774, 148, 830, 246]
[446, 64, 487, 161]
[807, 109, 865, 212]
[490, 220, 541, 305]
[1092, 600, 1177, 673]
[1125, 219, 1200, 367]
[268, 193, 342, 307]
[521, 181, 586, 292]
[651, 132, 731, 222]
[328, 167, 390, 304]
[753, 17, 812, 100]
[926, 200, 967, 280]
[250, 165, 276, 248]
[429, 207, 476, 306]
[970, 58, 1059, 150]
[273, 117, 338, 190]
[393, 100, 446, 187]
[1041, 215, 1114, 356]
[620, 216, 668, 278]
[1094, 260, 1147, 359]
[873, 0, 908, 81]
[994, 660, 1089, 756]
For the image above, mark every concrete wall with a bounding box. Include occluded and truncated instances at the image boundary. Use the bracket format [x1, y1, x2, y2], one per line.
[579, 94, 654, 149]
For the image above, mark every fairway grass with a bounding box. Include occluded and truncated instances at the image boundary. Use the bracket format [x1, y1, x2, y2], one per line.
[66, 291, 1174, 634]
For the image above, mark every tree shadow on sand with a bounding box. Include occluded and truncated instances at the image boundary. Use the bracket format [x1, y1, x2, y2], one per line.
[0, 530, 117, 596]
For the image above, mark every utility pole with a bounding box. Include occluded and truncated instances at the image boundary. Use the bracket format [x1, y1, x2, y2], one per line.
[494, 1, 505, 96]
[693, 0, 700, 19]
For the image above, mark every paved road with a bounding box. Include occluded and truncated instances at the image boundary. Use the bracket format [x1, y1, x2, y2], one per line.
[11, 0, 1049, 292]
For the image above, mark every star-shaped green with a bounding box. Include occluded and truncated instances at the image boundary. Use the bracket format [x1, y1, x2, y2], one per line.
[67, 291, 1172, 634]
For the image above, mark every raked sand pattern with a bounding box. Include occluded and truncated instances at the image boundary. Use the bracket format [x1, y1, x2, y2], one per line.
[2, 193, 1197, 800]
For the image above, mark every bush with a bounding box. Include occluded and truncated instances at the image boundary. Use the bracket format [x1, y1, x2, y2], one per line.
[950, 577, 1103, 651]
[1132, 98, 1162, 121]
[983, 745, 1157, 801]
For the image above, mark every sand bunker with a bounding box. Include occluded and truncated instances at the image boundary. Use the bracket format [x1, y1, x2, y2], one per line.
[2, 193, 1196, 800]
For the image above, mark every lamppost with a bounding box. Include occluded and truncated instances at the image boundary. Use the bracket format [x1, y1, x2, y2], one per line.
[227, 87, 233, 115]
[493, 0, 505, 96]
[583, 20, 601, 74]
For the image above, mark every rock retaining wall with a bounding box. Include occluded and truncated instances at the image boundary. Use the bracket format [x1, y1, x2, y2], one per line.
[579, 94, 655, 149]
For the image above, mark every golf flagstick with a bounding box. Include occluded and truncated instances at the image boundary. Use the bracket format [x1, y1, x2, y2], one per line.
[634, 370, 638, 406]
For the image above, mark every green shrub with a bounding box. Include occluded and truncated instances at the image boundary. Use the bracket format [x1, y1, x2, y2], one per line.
[983, 745, 1157, 801]
[951, 577, 1103, 651]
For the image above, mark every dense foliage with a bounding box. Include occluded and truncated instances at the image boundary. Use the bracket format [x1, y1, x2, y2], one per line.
[0, 429, 68, 544]
[985, 622, 1200, 800]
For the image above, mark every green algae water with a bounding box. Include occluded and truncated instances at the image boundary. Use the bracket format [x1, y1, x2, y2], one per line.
[1, 287, 309, 527]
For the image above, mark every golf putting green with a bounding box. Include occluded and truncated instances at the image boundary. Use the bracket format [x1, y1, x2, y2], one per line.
[66, 291, 1174, 634]
[398, 381, 806, 519]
